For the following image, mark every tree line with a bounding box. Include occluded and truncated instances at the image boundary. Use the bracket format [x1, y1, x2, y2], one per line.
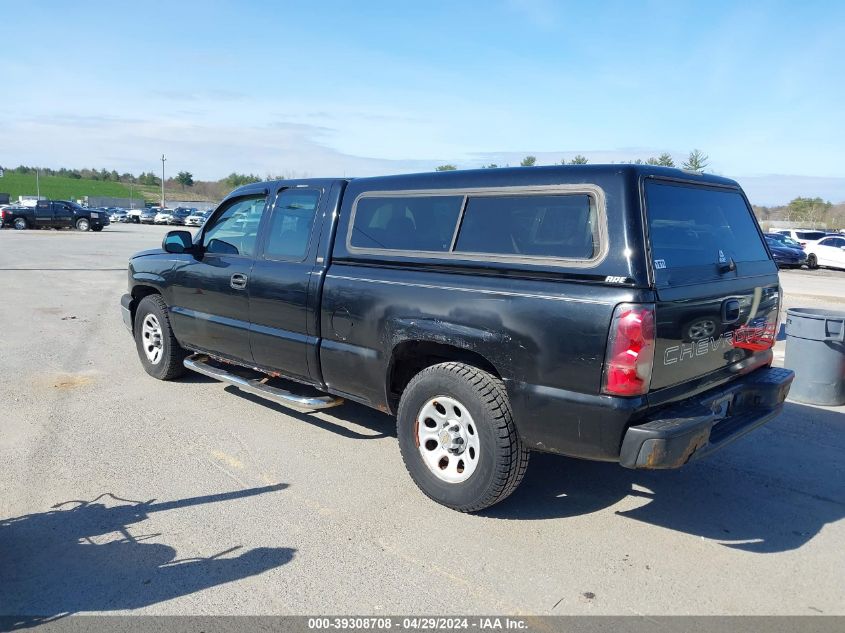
[436, 149, 709, 172]
[754, 197, 845, 230]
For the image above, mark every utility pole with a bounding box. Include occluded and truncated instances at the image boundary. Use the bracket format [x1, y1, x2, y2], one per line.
[160, 154, 167, 209]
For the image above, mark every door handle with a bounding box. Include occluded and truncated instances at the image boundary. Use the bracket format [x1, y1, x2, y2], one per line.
[230, 273, 248, 290]
[721, 299, 740, 324]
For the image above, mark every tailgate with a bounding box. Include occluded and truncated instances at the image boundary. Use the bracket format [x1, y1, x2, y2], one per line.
[644, 179, 779, 391]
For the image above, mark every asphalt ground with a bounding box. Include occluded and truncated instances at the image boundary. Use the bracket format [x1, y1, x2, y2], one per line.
[0, 224, 843, 617]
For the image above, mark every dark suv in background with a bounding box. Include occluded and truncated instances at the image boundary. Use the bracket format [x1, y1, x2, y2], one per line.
[4, 200, 109, 231]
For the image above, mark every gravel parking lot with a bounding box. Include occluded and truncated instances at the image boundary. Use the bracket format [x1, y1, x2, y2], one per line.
[1, 224, 843, 617]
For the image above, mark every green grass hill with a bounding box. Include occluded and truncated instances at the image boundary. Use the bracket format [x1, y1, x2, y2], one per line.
[0, 171, 151, 203]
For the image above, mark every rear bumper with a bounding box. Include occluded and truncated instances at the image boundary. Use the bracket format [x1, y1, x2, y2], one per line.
[120, 293, 134, 332]
[619, 366, 794, 469]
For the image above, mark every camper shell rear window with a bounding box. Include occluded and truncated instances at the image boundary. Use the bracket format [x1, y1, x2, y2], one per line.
[645, 180, 771, 285]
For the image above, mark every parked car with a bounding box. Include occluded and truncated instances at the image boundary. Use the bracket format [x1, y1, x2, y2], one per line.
[764, 235, 807, 268]
[184, 210, 211, 227]
[126, 209, 144, 224]
[110, 209, 129, 223]
[154, 209, 174, 224]
[765, 232, 804, 250]
[168, 208, 194, 226]
[139, 209, 157, 224]
[120, 165, 793, 512]
[771, 228, 828, 248]
[5, 199, 110, 231]
[805, 235, 845, 270]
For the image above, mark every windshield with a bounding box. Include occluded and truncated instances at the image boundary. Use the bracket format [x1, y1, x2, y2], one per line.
[765, 237, 790, 249]
[768, 234, 802, 247]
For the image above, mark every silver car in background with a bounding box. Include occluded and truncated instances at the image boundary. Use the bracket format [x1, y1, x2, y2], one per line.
[184, 210, 211, 227]
[154, 209, 174, 224]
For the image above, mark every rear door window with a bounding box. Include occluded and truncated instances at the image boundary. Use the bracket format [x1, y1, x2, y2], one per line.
[819, 237, 845, 248]
[264, 188, 320, 260]
[645, 181, 770, 283]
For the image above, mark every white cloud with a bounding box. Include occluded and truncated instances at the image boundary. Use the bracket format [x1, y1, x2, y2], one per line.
[2, 116, 843, 205]
[0, 115, 439, 179]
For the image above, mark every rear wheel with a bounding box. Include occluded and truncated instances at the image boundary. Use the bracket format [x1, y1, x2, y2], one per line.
[75, 218, 90, 231]
[807, 254, 818, 269]
[397, 362, 529, 512]
[13, 217, 27, 230]
[134, 294, 187, 380]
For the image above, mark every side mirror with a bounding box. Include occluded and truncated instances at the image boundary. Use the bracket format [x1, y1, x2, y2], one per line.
[163, 230, 195, 254]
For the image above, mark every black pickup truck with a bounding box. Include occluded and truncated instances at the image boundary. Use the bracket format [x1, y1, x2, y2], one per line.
[3, 200, 109, 231]
[121, 165, 793, 511]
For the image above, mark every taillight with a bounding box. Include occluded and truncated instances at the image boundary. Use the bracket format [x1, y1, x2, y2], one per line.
[602, 303, 655, 396]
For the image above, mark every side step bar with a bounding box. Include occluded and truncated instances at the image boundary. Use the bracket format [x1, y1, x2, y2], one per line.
[184, 354, 343, 411]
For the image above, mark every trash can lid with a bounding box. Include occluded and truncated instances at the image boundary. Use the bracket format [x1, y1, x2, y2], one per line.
[786, 307, 845, 320]
[785, 307, 845, 342]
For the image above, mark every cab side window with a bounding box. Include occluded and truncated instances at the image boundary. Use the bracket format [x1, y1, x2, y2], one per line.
[202, 195, 267, 257]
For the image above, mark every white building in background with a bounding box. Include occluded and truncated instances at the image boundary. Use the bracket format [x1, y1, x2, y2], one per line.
[17, 195, 44, 207]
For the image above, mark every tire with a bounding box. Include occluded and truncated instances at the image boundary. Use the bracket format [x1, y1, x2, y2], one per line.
[807, 254, 818, 270]
[13, 217, 27, 230]
[134, 294, 187, 380]
[397, 362, 529, 512]
[76, 218, 90, 231]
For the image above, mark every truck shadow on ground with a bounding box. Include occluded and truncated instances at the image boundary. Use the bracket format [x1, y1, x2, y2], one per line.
[483, 401, 845, 553]
[0, 485, 292, 629]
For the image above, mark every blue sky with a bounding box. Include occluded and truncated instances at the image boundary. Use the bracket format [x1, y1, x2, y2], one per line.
[1, 0, 843, 204]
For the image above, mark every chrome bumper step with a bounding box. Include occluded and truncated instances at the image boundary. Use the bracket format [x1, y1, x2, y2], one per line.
[183, 354, 343, 411]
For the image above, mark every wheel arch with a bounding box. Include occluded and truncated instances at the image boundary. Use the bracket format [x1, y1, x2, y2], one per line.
[129, 285, 162, 327]
[385, 339, 501, 415]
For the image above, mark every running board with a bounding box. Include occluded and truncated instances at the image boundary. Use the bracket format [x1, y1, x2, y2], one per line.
[183, 354, 343, 411]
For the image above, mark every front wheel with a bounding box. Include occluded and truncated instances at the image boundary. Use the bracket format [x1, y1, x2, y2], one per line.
[397, 362, 529, 512]
[75, 218, 90, 231]
[807, 254, 818, 269]
[13, 218, 27, 230]
[134, 294, 187, 380]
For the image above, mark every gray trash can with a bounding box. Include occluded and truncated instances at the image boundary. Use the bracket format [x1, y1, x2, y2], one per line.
[784, 307, 845, 406]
